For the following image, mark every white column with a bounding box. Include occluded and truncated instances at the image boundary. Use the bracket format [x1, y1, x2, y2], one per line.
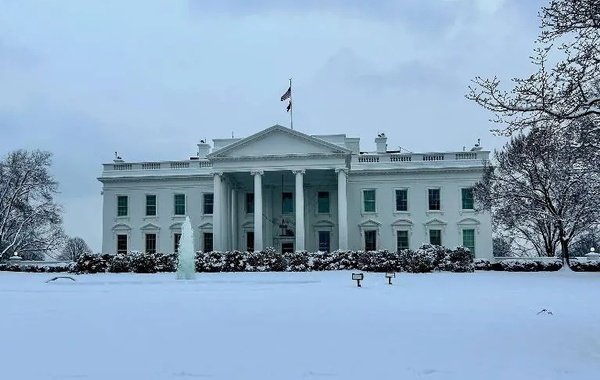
[231, 188, 237, 251]
[213, 172, 223, 251]
[223, 178, 230, 251]
[252, 170, 264, 251]
[337, 168, 348, 250]
[293, 169, 305, 251]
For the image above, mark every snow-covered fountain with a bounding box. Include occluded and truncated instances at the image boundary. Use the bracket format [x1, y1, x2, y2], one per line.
[176, 216, 196, 280]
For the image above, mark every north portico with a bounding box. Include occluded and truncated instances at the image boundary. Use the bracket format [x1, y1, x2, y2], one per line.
[208, 125, 351, 252]
[99, 124, 493, 258]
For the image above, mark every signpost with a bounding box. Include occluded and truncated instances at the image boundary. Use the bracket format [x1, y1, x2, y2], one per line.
[352, 273, 364, 287]
[385, 272, 395, 285]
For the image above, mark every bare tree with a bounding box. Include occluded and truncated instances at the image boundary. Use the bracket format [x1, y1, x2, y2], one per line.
[474, 125, 600, 265]
[59, 237, 92, 261]
[467, 0, 600, 135]
[0, 150, 65, 260]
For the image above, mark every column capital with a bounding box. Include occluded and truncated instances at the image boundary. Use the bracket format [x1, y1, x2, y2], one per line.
[335, 168, 348, 175]
[292, 169, 306, 175]
[212, 171, 224, 178]
[250, 170, 264, 176]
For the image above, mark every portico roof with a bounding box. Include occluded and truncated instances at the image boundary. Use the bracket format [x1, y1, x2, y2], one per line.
[207, 125, 351, 160]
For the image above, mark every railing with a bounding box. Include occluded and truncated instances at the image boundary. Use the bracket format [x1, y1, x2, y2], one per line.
[108, 160, 211, 172]
[456, 152, 477, 160]
[142, 163, 160, 170]
[390, 154, 412, 162]
[353, 151, 488, 167]
[113, 163, 133, 170]
[170, 162, 189, 169]
[423, 155, 444, 161]
[358, 155, 380, 163]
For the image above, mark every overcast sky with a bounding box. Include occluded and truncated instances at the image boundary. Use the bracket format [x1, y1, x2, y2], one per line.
[0, 0, 543, 252]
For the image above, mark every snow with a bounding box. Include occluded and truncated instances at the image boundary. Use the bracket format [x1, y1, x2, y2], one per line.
[1, 271, 599, 380]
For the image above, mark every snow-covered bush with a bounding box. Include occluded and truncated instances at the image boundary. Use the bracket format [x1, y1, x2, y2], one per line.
[570, 259, 600, 272]
[474, 258, 492, 271]
[72, 253, 111, 273]
[108, 253, 129, 273]
[261, 247, 287, 272]
[398, 249, 436, 273]
[222, 250, 247, 272]
[156, 252, 177, 272]
[358, 250, 401, 272]
[418, 244, 449, 270]
[285, 251, 310, 271]
[444, 247, 474, 273]
[196, 251, 226, 272]
[0, 263, 72, 272]
[129, 251, 161, 273]
[499, 259, 562, 272]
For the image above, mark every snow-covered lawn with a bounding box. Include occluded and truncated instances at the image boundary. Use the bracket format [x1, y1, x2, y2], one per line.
[1, 271, 599, 380]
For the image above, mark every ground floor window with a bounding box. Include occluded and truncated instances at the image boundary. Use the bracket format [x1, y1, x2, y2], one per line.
[145, 233, 156, 254]
[174, 233, 181, 252]
[396, 230, 409, 251]
[117, 234, 128, 254]
[246, 231, 254, 252]
[203, 232, 213, 253]
[364, 230, 377, 251]
[281, 242, 294, 253]
[429, 229, 442, 246]
[462, 229, 475, 255]
[318, 231, 330, 252]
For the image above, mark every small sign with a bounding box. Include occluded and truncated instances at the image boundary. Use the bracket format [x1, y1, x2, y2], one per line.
[385, 272, 395, 285]
[352, 273, 364, 287]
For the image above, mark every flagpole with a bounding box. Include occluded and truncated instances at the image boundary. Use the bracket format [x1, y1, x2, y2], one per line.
[289, 78, 293, 130]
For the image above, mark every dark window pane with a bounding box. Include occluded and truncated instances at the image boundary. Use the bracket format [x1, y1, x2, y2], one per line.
[397, 230, 409, 250]
[317, 192, 330, 213]
[246, 193, 254, 214]
[246, 231, 254, 252]
[462, 188, 474, 209]
[174, 233, 181, 252]
[282, 192, 294, 213]
[204, 193, 214, 215]
[428, 189, 440, 210]
[395, 189, 408, 211]
[365, 230, 377, 251]
[117, 196, 128, 216]
[203, 232, 213, 252]
[429, 229, 442, 246]
[318, 231, 330, 252]
[145, 233, 156, 254]
[117, 234, 128, 254]
[463, 229, 475, 255]
[363, 190, 376, 212]
[174, 194, 185, 215]
[146, 195, 156, 216]
[281, 242, 294, 253]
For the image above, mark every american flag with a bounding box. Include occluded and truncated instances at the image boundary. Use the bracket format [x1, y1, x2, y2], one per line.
[280, 86, 291, 101]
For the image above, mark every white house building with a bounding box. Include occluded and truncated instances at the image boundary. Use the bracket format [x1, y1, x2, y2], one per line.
[99, 125, 492, 258]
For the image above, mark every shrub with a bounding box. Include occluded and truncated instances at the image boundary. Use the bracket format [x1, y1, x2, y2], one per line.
[108, 253, 129, 273]
[72, 253, 111, 274]
[474, 258, 492, 271]
[222, 250, 247, 272]
[399, 249, 436, 273]
[445, 247, 474, 273]
[418, 244, 449, 270]
[570, 259, 600, 272]
[196, 251, 226, 272]
[358, 250, 401, 272]
[285, 251, 310, 272]
[0, 263, 72, 272]
[156, 252, 177, 272]
[129, 251, 160, 273]
[499, 259, 562, 272]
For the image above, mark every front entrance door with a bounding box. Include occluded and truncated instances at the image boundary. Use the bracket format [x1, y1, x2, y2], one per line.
[318, 231, 331, 252]
[281, 242, 294, 253]
[246, 231, 254, 252]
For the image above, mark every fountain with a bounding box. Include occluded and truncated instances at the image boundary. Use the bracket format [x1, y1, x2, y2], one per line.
[176, 216, 196, 280]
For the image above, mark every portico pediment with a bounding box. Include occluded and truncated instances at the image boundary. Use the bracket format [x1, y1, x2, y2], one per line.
[358, 219, 382, 228]
[208, 125, 351, 160]
[424, 218, 447, 226]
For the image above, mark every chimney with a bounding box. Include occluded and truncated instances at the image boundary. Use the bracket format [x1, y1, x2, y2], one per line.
[197, 140, 211, 158]
[375, 133, 387, 154]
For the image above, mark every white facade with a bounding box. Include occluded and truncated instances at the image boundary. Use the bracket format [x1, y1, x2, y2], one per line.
[99, 125, 492, 258]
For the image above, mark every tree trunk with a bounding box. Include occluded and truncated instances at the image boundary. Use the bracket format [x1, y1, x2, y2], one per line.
[560, 238, 570, 267]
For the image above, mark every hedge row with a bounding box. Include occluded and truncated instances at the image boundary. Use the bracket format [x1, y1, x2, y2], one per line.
[474, 258, 564, 272]
[67, 245, 474, 274]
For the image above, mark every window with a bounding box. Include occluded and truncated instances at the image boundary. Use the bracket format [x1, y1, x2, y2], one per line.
[395, 189, 408, 211]
[203, 193, 214, 215]
[282, 192, 294, 213]
[117, 234, 128, 254]
[145, 233, 156, 254]
[317, 192, 330, 213]
[396, 230, 409, 251]
[145, 195, 157, 216]
[318, 231, 331, 252]
[429, 229, 442, 246]
[281, 242, 294, 253]
[462, 188, 474, 210]
[428, 189, 441, 210]
[364, 230, 377, 251]
[363, 189, 376, 213]
[463, 229, 475, 255]
[174, 233, 181, 252]
[246, 193, 254, 214]
[203, 232, 213, 253]
[246, 231, 254, 252]
[174, 194, 185, 215]
[117, 196, 128, 217]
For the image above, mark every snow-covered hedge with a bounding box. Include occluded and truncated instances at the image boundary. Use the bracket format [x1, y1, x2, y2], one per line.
[0, 262, 72, 273]
[497, 259, 563, 272]
[570, 259, 600, 272]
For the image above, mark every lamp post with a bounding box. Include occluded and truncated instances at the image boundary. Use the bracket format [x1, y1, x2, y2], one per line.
[585, 247, 599, 261]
